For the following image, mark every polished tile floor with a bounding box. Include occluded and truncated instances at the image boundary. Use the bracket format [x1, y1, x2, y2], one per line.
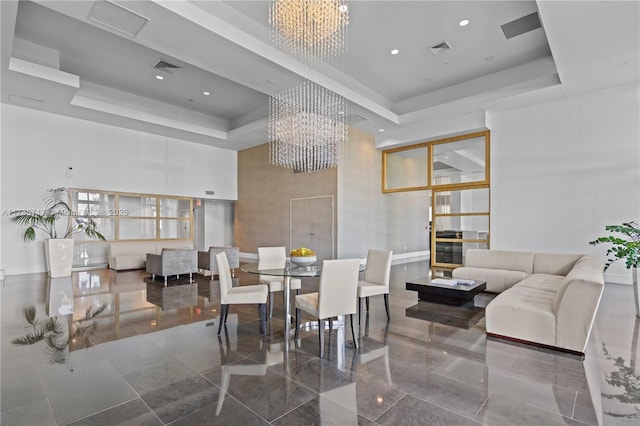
[1, 260, 639, 425]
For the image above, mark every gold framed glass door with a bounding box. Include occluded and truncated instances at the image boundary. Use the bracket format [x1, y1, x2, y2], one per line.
[431, 186, 490, 277]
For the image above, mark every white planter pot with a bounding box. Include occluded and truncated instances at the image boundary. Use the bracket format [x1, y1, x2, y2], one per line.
[45, 239, 74, 277]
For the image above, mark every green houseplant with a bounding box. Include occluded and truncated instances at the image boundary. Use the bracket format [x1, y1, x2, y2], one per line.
[11, 188, 105, 277]
[590, 221, 640, 317]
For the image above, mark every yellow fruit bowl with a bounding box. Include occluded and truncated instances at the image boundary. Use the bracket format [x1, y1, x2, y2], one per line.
[290, 255, 317, 267]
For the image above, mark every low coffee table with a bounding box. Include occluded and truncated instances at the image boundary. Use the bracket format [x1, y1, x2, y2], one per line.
[406, 277, 486, 306]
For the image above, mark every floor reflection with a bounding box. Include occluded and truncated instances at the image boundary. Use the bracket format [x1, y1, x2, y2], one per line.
[599, 318, 640, 420]
[1, 261, 639, 425]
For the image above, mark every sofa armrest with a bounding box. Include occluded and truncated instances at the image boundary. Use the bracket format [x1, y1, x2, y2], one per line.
[554, 276, 604, 353]
[552, 256, 604, 352]
[146, 253, 162, 274]
[198, 251, 211, 270]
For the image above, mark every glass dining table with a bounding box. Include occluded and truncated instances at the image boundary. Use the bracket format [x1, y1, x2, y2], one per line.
[241, 262, 365, 339]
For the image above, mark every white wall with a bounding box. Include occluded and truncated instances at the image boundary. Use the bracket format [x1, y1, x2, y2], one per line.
[488, 83, 640, 284]
[337, 128, 429, 258]
[1, 105, 238, 275]
[203, 200, 235, 248]
[337, 128, 388, 258]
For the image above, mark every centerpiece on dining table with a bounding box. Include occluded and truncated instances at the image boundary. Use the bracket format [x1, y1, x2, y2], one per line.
[290, 247, 317, 268]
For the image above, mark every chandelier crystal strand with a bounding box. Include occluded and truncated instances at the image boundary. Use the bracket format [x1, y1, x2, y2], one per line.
[270, 0, 349, 64]
[269, 80, 347, 172]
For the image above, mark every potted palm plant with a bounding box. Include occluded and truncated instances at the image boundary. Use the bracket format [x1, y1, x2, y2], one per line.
[11, 188, 105, 277]
[590, 221, 640, 317]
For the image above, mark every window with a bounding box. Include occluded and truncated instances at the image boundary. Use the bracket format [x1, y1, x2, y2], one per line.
[70, 189, 193, 242]
[382, 130, 489, 192]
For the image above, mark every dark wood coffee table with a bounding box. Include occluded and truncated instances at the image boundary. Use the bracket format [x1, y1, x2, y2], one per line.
[406, 277, 486, 306]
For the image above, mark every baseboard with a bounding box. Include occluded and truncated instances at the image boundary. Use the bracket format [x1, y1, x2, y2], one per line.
[240, 250, 430, 264]
[486, 332, 585, 357]
[604, 272, 633, 285]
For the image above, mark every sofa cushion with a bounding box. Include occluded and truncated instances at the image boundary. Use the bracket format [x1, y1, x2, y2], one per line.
[486, 285, 557, 347]
[452, 267, 529, 293]
[464, 249, 534, 274]
[514, 273, 565, 293]
[533, 253, 582, 275]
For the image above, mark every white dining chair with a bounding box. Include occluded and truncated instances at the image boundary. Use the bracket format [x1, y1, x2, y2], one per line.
[294, 258, 361, 357]
[357, 249, 393, 324]
[258, 247, 302, 318]
[216, 251, 268, 335]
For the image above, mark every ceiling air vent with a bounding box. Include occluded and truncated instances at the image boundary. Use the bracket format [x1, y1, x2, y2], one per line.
[501, 12, 542, 39]
[153, 60, 182, 75]
[428, 41, 452, 56]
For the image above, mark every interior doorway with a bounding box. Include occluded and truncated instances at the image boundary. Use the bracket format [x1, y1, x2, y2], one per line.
[290, 196, 335, 261]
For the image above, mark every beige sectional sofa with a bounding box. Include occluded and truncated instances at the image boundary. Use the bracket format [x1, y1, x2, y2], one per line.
[108, 240, 194, 271]
[452, 249, 605, 355]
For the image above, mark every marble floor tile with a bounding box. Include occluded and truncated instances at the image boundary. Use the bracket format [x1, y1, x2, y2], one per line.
[66, 398, 162, 426]
[271, 396, 376, 426]
[203, 360, 317, 422]
[170, 395, 270, 425]
[43, 358, 139, 425]
[2, 264, 639, 425]
[139, 374, 220, 424]
[0, 399, 56, 426]
[475, 391, 580, 426]
[375, 394, 480, 426]
[508, 356, 589, 392]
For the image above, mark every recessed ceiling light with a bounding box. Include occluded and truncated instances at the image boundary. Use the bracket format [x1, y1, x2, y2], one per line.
[203, 91, 211, 96]
[459, 19, 470, 27]
[155, 75, 164, 80]
[378, 128, 385, 132]
[390, 49, 399, 55]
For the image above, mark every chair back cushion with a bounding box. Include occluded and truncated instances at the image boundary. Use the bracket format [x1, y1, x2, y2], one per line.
[216, 252, 233, 304]
[258, 247, 286, 270]
[317, 259, 361, 319]
[364, 249, 393, 289]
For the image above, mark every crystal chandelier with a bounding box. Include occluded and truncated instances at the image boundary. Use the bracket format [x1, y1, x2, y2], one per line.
[269, 80, 348, 172]
[270, 0, 349, 63]
[268, 0, 349, 171]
